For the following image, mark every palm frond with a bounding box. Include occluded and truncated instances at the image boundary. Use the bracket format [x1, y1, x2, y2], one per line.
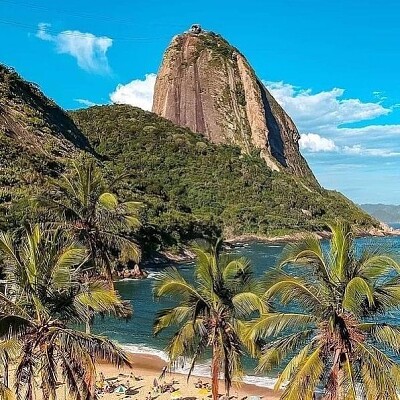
[247, 313, 316, 342]
[256, 330, 315, 374]
[154, 306, 193, 335]
[153, 267, 203, 300]
[342, 276, 374, 313]
[280, 345, 324, 400]
[279, 235, 330, 283]
[98, 192, 119, 210]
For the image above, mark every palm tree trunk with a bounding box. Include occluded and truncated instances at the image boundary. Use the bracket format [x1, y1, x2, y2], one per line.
[211, 344, 220, 400]
[3, 352, 8, 388]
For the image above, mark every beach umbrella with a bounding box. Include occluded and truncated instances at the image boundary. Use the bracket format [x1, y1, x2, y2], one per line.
[247, 396, 261, 400]
[114, 385, 127, 394]
[170, 390, 182, 400]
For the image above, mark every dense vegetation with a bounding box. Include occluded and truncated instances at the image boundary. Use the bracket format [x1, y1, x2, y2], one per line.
[71, 105, 376, 254]
[0, 64, 91, 232]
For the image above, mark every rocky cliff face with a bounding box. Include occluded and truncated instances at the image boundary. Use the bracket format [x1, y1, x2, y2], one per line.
[152, 30, 315, 180]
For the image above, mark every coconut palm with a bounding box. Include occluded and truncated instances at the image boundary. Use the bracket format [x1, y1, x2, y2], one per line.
[248, 222, 400, 400]
[34, 159, 142, 280]
[153, 239, 265, 400]
[0, 224, 131, 400]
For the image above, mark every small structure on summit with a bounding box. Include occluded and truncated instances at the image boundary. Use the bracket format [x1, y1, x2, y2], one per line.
[190, 24, 202, 34]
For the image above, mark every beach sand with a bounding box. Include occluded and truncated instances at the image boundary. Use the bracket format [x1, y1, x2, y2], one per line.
[93, 352, 281, 400]
[7, 351, 280, 400]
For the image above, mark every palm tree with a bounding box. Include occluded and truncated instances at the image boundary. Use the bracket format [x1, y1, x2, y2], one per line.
[0, 224, 131, 400]
[153, 239, 265, 400]
[248, 222, 400, 400]
[34, 159, 142, 281]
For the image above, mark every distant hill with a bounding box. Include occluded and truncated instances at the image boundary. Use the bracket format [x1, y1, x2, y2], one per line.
[360, 204, 400, 224]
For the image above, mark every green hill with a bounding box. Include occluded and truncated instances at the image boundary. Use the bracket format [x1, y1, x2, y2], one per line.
[71, 105, 377, 253]
[0, 64, 95, 229]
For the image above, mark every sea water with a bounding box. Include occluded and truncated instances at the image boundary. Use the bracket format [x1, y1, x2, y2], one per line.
[92, 235, 400, 388]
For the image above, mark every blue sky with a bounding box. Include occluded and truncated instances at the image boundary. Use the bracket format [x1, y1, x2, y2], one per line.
[1, 0, 400, 204]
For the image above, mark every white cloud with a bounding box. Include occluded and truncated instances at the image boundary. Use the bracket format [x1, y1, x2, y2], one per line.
[110, 74, 157, 111]
[265, 81, 391, 132]
[343, 145, 400, 157]
[263, 80, 400, 160]
[74, 98, 99, 107]
[299, 133, 337, 152]
[36, 23, 112, 74]
[337, 124, 400, 137]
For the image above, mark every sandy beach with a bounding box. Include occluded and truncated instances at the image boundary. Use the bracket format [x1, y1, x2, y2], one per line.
[94, 351, 281, 400]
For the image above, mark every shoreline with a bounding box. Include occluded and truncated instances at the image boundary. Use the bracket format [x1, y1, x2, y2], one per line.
[96, 350, 281, 400]
[126, 227, 400, 271]
[152, 227, 400, 265]
[224, 226, 400, 245]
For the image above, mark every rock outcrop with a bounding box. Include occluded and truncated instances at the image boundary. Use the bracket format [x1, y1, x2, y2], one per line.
[152, 29, 315, 181]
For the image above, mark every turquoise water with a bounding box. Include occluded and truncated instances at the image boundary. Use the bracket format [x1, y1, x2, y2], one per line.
[92, 236, 400, 386]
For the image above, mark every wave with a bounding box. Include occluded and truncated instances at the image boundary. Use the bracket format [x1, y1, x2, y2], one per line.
[122, 343, 169, 362]
[122, 343, 277, 389]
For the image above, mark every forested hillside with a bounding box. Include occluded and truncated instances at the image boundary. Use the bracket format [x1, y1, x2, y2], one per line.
[71, 105, 376, 253]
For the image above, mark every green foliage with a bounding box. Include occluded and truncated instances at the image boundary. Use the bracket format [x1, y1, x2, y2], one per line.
[0, 224, 130, 400]
[195, 32, 236, 60]
[0, 63, 94, 233]
[0, 62, 379, 258]
[71, 105, 377, 252]
[248, 222, 400, 399]
[153, 239, 265, 399]
[34, 159, 142, 279]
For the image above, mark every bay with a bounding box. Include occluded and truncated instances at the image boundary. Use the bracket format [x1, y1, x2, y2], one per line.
[92, 235, 400, 386]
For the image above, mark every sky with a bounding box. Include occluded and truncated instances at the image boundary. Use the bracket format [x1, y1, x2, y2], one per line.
[1, 0, 400, 205]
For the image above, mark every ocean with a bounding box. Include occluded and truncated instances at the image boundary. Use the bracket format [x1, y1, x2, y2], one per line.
[92, 235, 400, 388]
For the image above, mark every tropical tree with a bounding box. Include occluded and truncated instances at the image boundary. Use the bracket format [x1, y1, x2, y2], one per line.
[153, 239, 265, 400]
[0, 224, 131, 400]
[247, 222, 400, 400]
[34, 159, 142, 281]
